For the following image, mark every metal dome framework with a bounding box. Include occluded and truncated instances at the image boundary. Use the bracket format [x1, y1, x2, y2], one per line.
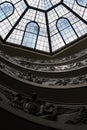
[0, 0, 87, 54]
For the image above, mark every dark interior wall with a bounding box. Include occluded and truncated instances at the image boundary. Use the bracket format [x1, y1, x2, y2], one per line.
[0, 107, 56, 130]
[0, 36, 87, 60]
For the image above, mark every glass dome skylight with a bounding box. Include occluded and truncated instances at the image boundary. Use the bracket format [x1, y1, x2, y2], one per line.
[0, 0, 87, 54]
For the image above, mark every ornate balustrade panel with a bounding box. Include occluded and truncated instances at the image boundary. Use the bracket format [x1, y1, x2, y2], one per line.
[0, 83, 87, 130]
[0, 60, 87, 88]
[0, 50, 87, 73]
[0, 48, 87, 65]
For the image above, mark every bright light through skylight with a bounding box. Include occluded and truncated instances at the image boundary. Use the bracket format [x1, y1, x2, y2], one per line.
[0, 0, 87, 54]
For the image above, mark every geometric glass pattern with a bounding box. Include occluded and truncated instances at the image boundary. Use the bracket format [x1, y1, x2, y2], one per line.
[22, 22, 39, 48]
[0, 0, 87, 54]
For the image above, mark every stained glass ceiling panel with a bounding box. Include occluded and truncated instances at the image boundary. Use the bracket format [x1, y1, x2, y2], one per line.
[0, 0, 87, 54]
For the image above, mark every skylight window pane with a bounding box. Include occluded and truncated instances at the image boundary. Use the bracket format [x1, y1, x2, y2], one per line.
[22, 22, 39, 48]
[26, 0, 61, 10]
[0, 0, 87, 54]
[0, 0, 27, 39]
[57, 18, 78, 44]
[77, 0, 87, 7]
[63, 0, 87, 21]
[0, 2, 14, 22]
[0, 8, 5, 21]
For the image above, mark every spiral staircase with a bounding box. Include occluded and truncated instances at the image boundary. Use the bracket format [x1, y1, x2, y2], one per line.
[0, 36, 87, 130]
